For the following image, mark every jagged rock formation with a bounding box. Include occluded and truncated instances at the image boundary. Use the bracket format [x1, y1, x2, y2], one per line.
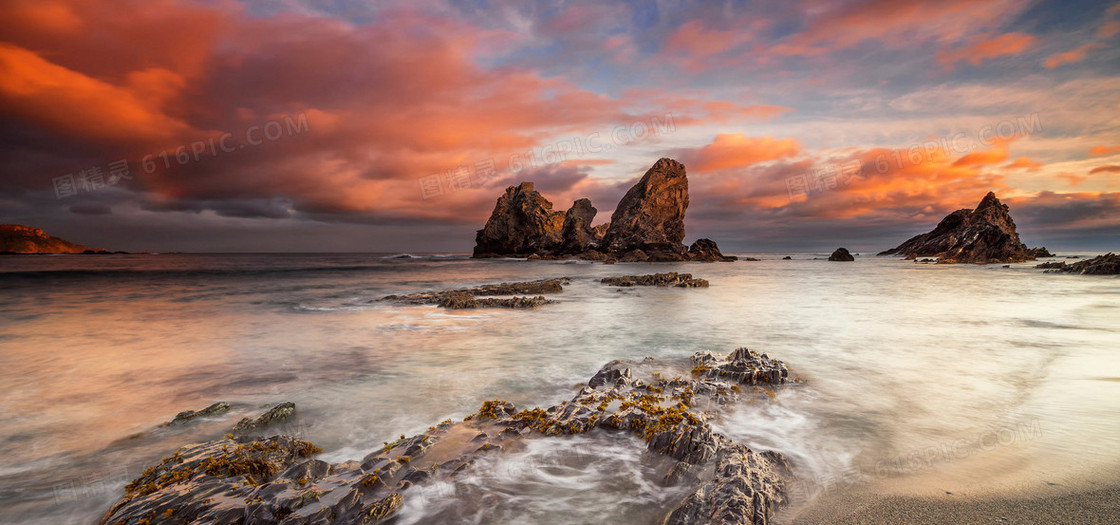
[559, 198, 599, 253]
[1037, 253, 1120, 275]
[472, 159, 735, 262]
[828, 247, 854, 261]
[472, 183, 564, 257]
[381, 278, 568, 309]
[601, 272, 709, 288]
[0, 224, 106, 254]
[102, 349, 795, 525]
[601, 158, 690, 260]
[878, 193, 1049, 264]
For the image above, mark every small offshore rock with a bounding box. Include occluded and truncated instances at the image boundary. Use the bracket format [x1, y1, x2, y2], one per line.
[828, 247, 855, 261]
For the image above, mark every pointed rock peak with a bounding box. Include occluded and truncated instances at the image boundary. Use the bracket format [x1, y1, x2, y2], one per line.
[653, 157, 685, 171]
[975, 191, 1003, 211]
[513, 182, 535, 193]
[879, 191, 1042, 264]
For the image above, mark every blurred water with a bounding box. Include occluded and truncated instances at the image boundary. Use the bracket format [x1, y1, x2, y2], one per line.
[0, 252, 1117, 523]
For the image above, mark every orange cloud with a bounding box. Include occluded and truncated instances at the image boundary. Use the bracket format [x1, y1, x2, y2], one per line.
[1005, 157, 1043, 171]
[952, 149, 1010, 167]
[1044, 43, 1103, 68]
[1089, 165, 1120, 174]
[1098, 20, 1120, 39]
[0, 43, 193, 144]
[664, 20, 753, 58]
[768, 0, 1028, 57]
[1089, 146, 1120, 156]
[938, 32, 1035, 69]
[681, 134, 801, 172]
[1058, 172, 1087, 186]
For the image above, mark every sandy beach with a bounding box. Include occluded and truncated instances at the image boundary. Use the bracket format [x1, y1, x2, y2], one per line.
[786, 484, 1120, 524]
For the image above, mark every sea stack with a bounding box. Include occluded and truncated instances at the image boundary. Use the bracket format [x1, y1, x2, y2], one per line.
[472, 158, 735, 262]
[472, 182, 565, 258]
[601, 158, 690, 261]
[878, 192, 1050, 264]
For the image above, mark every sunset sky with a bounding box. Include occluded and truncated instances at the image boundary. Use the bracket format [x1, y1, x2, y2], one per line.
[1, 0, 1118, 252]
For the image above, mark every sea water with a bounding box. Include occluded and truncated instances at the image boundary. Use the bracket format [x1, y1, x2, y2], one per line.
[0, 253, 1117, 523]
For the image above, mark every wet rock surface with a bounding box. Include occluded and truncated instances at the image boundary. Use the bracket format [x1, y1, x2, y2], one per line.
[233, 402, 296, 436]
[601, 158, 690, 260]
[1036, 253, 1120, 275]
[472, 182, 564, 257]
[689, 238, 738, 262]
[165, 402, 231, 426]
[472, 159, 734, 262]
[828, 248, 854, 261]
[878, 192, 1049, 264]
[381, 278, 569, 309]
[102, 349, 796, 525]
[601, 272, 710, 288]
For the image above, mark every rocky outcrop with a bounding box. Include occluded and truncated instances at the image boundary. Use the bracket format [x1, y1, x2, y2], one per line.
[381, 278, 568, 309]
[472, 159, 734, 262]
[1037, 253, 1120, 275]
[437, 293, 553, 309]
[472, 183, 564, 257]
[878, 193, 1049, 264]
[164, 402, 231, 426]
[601, 272, 709, 288]
[602, 158, 690, 261]
[102, 349, 795, 525]
[0, 224, 106, 254]
[232, 402, 296, 435]
[828, 247, 854, 261]
[688, 238, 737, 262]
[559, 198, 599, 253]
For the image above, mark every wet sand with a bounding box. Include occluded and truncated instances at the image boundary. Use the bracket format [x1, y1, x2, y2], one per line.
[783, 483, 1120, 524]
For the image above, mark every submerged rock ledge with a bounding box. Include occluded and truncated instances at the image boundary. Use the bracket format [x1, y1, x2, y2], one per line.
[601, 272, 710, 288]
[101, 349, 797, 525]
[1036, 253, 1120, 275]
[380, 278, 569, 309]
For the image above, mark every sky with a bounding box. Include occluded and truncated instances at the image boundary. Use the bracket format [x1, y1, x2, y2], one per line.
[1, 0, 1118, 253]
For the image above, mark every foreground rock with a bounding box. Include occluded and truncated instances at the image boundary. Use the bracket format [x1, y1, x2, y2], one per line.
[878, 193, 1050, 264]
[382, 278, 568, 309]
[1036, 253, 1120, 275]
[472, 158, 734, 262]
[601, 272, 709, 288]
[102, 349, 796, 525]
[828, 248, 854, 261]
[0, 224, 109, 254]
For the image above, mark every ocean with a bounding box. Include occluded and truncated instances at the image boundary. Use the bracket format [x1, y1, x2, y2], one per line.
[0, 253, 1117, 524]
